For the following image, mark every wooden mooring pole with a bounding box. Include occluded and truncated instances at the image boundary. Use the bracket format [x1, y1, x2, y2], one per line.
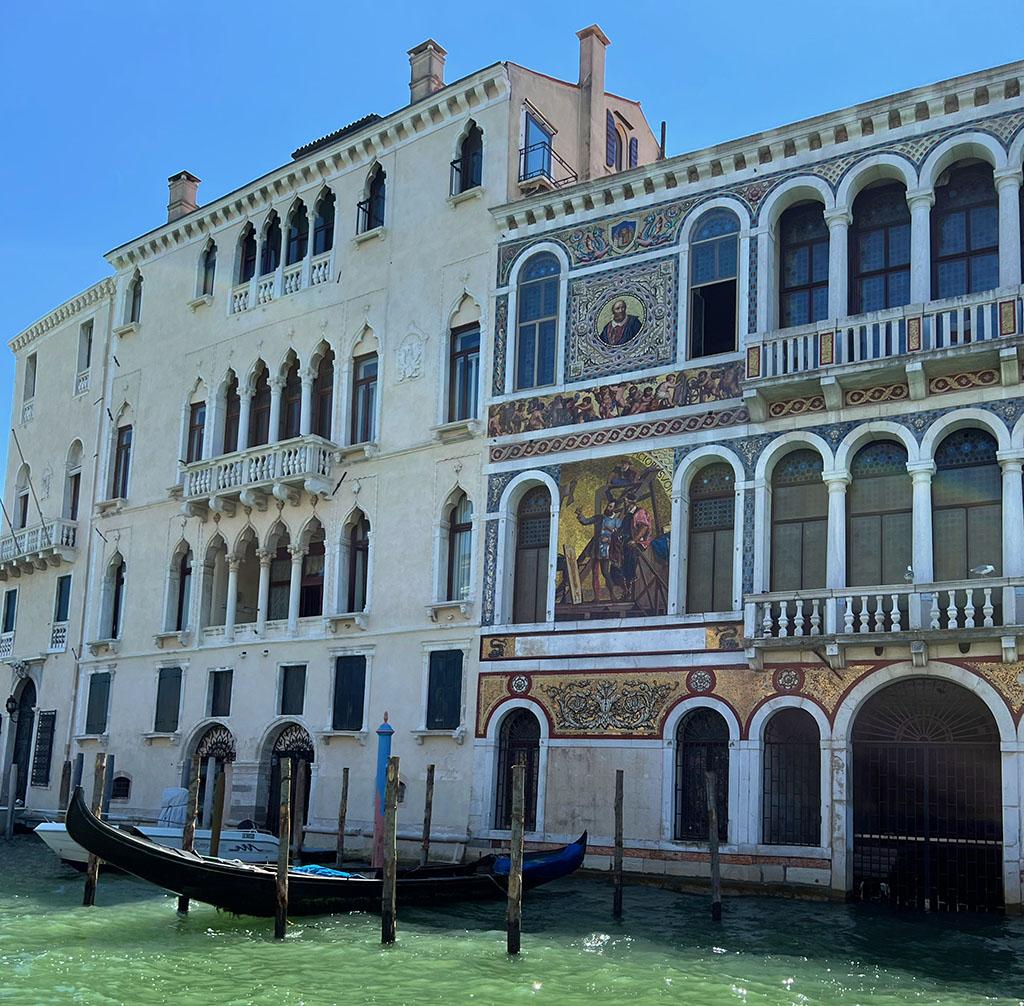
[274, 758, 292, 940]
[208, 768, 226, 859]
[613, 768, 624, 920]
[4, 764, 17, 840]
[335, 766, 349, 868]
[83, 752, 107, 906]
[507, 762, 525, 955]
[705, 770, 722, 922]
[177, 754, 202, 915]
[381, 755, 400, 945]
[419, 763, 435, 867]
[58, 760, 72, 813]
[292, 759, 307, 861]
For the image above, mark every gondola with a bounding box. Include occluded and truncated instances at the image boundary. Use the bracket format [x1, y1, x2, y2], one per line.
[64, 787, 586, 917]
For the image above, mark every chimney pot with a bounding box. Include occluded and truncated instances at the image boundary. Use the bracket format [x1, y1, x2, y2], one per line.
[167, 170, 200, 223]
[408, 39, 447, 103]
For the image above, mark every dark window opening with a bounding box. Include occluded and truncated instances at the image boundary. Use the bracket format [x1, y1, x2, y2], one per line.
[299, 540, 325, 617]
[279, 360, 302, 440]
[350, 353, 377, 444]
[186, 402, 206, 463]
[779, 201, 829, 328]
[686, 463, 735, 613]
[280, 665, 306, 716]
[762, 708, 820, 846]
[494, 709, 540, 830]
[515, 253, 559, 391]
[210, 669, 233, 718]
[85, 672, 111, 735]
[154, 666, 182, 733]
[427, 650, 463, 730]
[347, 516, 370, 613]
[932, 162, 999, 300]
[239, 227, 257, 283]
[111, 425, 132, 499]
[513, 486, 550, 623]
[674, 708, 728, 841]
[850, 182, 910, 314]
[332, 655, 366, 731]
[260, 215, 282, 275]
[448, 325, 480, 422]
[248, 369, 271, 447]
[286, 204, 309, 266]
[313, 191, 335, 256]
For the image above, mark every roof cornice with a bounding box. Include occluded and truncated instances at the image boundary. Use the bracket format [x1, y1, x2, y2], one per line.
[492, 59, 1024, 232]
[9, 276, 116, 353]
[105, 64, 510, 271]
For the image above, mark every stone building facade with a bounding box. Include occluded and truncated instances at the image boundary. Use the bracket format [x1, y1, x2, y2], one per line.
[0, 28, 657, 858]
[474, 60, 1024, 912]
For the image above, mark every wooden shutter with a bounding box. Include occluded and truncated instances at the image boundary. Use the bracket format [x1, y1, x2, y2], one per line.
[31, 710, 57, 787]
[154, 667, 182, 733]
[332, 655, 366, 731]
[280, 665, 306, 716]
[427, 650, 462, 729]
[85, 672, 110, 735]
[605, 110, 616, 166]
[629, 136, 638, 168]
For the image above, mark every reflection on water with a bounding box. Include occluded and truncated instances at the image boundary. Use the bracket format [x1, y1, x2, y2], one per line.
[2, 835, 1023, 1005]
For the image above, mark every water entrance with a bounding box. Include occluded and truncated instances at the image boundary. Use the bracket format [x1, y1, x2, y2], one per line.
[852, 677, 1003, 911]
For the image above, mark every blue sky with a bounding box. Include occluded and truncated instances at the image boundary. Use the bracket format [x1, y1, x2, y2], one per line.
[1, 0, 1021, 457]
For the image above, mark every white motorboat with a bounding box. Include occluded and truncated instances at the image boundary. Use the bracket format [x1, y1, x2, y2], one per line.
[34, 820, 280, 867]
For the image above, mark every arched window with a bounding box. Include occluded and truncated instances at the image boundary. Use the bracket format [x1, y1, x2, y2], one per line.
[111, 423, 133, 499]
[347, 514, 370, 613]
[260, 213, 282, 275]
[200, 538, 229, 628]
[932, 162, 999, 299]
[494, 709, 540, 830]
[313, 190, 335, 256]
[200, 242, 217, 297]
[233, 529, 260, 626]
[762, 708, 820, 846]
[448, 324, 480, 422]
[268, 542, 291, 622]
[222, 375, 241, 454]
[300, 527, 325, 617]
[64, 442, 82, 521]
[286, 202, 309, 266]
[933, 428, 1001, 581]
[312, 349, 334, 439]
[186, 399, 206, 463]
[175, 547, 193, 631]
[850, 182, 910, 314]
[453, 122, 483, 194]
[350, 353, 378, 444]
[848, 440, 911, 586]
[265, 724, 314, 837]
[248, 368, 271, 447]
[770, 449, 826, 591]
[515, 253, 559, 391]
[238, 225, 257, 283]
[512, 486, 550, 623]
[111, 776, 131, 801]
[690, 209, 740, 359]
[358, 166, 386, 232]
[446, 492, 473, 601]
[686, 463, 735, 613]
[13, 464, 30, 530]
[279, 357, 302, 440]
[128, 273, 143, 324]
[674, 708, 728, 841]
[779, 202, 828, 328]
[106, 553, 127, 639]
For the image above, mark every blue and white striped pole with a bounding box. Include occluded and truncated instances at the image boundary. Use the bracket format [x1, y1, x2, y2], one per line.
[372, 712, 394, 868]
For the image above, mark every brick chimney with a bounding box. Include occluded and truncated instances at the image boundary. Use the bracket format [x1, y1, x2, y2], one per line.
[408, 39, 447, 103]
[576, 24, 610, 182]
[167, 171, 200, 222]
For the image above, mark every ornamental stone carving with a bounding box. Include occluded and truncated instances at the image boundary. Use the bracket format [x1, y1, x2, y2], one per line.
[395, 333, 425, 382]
[540, 677, 678, 733]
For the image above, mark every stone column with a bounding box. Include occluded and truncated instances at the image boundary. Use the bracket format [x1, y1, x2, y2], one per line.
[236, 387, 253, 452]
[268, 377, 284, 444]
[287, 546, 306, 634]
[300, 373, 314, 437]
[907, 459, 936, 628]
[906, 190, 935, 304]
[823, 472, 850, 589]
[998, 451, 1024, 577]
[256, 549, 271, 635]
[824, 209, 851, 319]
[224, 555, 240, 642]
[995, 168, 1023, 289]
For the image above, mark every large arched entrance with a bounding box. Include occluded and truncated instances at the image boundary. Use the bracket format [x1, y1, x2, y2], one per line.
[852, 677, 1003, 911]
[192, 724, 236, 827]
[11, 679, 36, 804]
[494, 709, 540, 830]
[263, 723, 314, 839]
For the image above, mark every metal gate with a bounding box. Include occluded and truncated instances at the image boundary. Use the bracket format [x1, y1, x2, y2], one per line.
[852, 678, 1003, 912]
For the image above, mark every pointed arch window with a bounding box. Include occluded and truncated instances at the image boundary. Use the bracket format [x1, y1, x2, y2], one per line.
[762, 708, 820, 846]
[175, 548, 193, 632]
[186, 401, 206, 463]
[222, 376, 240, 454]
[13, 466, 29, 530]
[351, 354, 378, 444]
[128, 273, 143, 324]
[239, 225, 257, 283]
[200, 242, 217, 296]
[446, 493, 473, 601]
[64, 443, 83, 521]
[494, 709, 540, 830]
[108, 555, 127, 639]
[932, 162, 999, 299]
[850, 182, 910, 313]
[312, 350, 334, 439]
[279, 359, 302, 440]
[675, 708, 728, 841]
[770, 449, 826, 591]
[300, 537, 325, 617]
[848, 440, 911, 586]
[111, 424, 133, 499]
[933, 428, 1001, 581]
[689, 209, 740, 359]
[347, 515, 370, 613]
[449, 324, 480, 422]
[358, 167, 386, 232]
[452, 123, 483, 194]
[286, 203, 309, 266]
[268, 545, 291, 622]
[515, 253, 560, 391]
[779, 202, 829, 328]
[260, 214, 282, 275]
[248, 369, 271, 447]
[313, 191, 336, 256]
[513, 486, 550, 624]
[686, 463, 735, 613]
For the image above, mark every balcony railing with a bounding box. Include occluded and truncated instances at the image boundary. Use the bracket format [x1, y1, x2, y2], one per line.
[518, 142, 578, 189]
[75, 370, 90, 395]
[0, 518, 78, 576]
[231, 284, 250, 314]
[182, 435, 335, 508]
[0, 631, 13, 659]
[283, 264, 302, 295]
[310, 253, 332, 286]
[49, 621, 68, 653]
[256, 276, 275, 305]
[748, 288, 1023, 381]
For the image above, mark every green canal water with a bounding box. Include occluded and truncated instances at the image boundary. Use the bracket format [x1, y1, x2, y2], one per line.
[2, 837, 1023, 1006]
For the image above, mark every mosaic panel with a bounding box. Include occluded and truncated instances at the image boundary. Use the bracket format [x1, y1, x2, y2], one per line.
[742, 488, 756, 594]
[844, 384, 909, 407]
[556, 451, 673, 621]
[767, 395, 826, 419]
[566, 258, 678, 382]
[481, 519, 498, 625]
[491, 294, 508, 396]
[487, 360, 743, 437]
[928, 369, 1000, 395]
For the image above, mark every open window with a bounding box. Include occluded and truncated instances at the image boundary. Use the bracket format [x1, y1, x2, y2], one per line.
[689, 210, 739, 358]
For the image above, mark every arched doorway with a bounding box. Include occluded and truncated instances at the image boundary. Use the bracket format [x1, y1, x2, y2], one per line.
[264, 723, 314, 839]
[852, 677, 1003, 911]
[494, 709, 540, 830]
[674, 707, 729, 841]
[12, 679, 36, 804]
[192, 724, 236, 827]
